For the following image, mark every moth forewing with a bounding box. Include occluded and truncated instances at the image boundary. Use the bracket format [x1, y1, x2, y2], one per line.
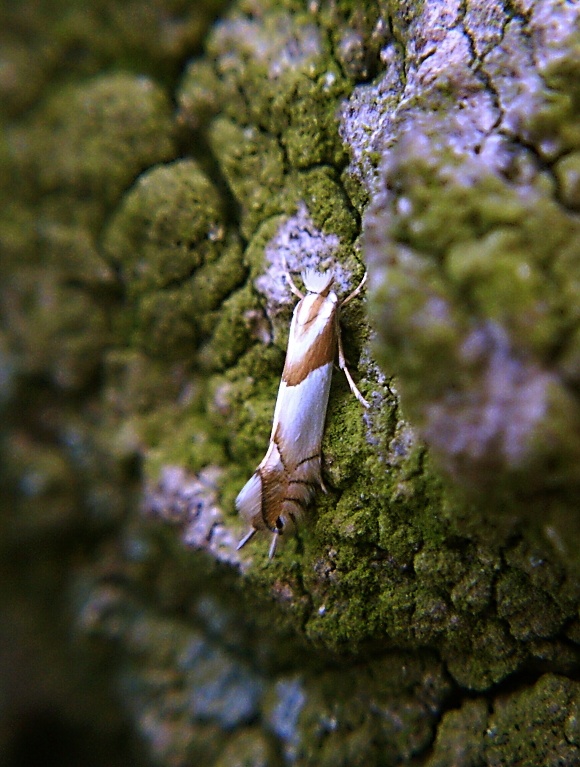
[236, 267, 368, 558]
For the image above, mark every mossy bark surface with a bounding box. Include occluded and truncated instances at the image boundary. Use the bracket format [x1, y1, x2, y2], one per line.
[2, 1, 580, 766]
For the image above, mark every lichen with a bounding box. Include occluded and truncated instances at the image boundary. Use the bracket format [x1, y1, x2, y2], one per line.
[0, 0, 231, 118]
[8, 73, 176, 231]
[485, 674, 580, 766]
[3, 0, 580, 765]
[361, 1, 580, 523]
[103, 158, 245, 361]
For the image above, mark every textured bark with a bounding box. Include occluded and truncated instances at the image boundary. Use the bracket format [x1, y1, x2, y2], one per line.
[1, 1, 580, 765]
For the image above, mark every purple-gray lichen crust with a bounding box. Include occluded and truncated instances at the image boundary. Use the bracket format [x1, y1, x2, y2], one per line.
[360, 0, 580, 560]
[2, 1, 580, 766]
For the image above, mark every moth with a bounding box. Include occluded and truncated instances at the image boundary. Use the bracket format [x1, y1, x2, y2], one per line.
[236, 266, 369, 559]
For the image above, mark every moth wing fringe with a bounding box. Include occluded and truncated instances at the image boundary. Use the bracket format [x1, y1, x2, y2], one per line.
[235, 471, 262, 523]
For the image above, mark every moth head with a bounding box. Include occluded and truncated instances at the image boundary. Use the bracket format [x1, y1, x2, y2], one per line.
[301, 268, 335, 297]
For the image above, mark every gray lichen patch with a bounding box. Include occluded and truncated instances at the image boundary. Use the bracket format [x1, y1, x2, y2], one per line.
[252, 202, 362, 334]
[78, 588, 266, 766]
[339, 0, 500, 199]
[357, 0, 580, 516]
[142, 465, 245, 570]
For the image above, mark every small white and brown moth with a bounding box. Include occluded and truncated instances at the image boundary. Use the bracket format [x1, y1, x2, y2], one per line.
[236, 265, 369, 559]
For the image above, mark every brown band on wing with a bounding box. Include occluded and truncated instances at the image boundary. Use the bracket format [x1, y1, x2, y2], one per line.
[272, 423, 288, 471]
[284, 495, 308, 508]
[283, 317, 337, 386]
[288, 478, 318, 488]
[295, 452, 320, 467]
[298, 294, 328, 330]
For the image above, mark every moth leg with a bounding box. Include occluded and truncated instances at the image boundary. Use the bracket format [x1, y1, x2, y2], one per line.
[237, 528, 257, 550]
[337, 325, 370, 408]
[340, 270, 367, 308]
[281, 254, 305, 299]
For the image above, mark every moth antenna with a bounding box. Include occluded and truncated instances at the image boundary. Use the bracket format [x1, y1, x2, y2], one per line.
[279, 253, 304, 299]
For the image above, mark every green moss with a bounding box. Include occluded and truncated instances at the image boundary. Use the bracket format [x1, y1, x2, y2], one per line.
[104, 159, 245, 361]
[293, 652, 450, 765]
[296, 167, 359, 242]
[322, 4, 392, 82]
[207, 117, 288, 239]
[0, 73, 178, 410]
[386, 0, 423, 44]
[365, 117, 580, 510]
[447, 228, 564, 355]
[321, 396, 370, 490]
[485, 674, 580, 765]
[449, 558, 496, 616]
[3, 434, 78, 537]
[101, 349, 187, 416]
[213, 730, 272, 767]
[443, 617, 525, 691]
[10, 73, 175, 231]
[105, 160, 224, 290]
[524, 31, 580, 159]
[4, 268, 110, 390]
[496, 569, 564, 641]
[279, 65, 351, 169]
[6, 1, 580, 765]
[426, 698, 488, 767]
[555, 151, 580, 210]
[0, 0, 230, 118]
[200, 284, 259, 371]
[177, 3, 363, 247]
